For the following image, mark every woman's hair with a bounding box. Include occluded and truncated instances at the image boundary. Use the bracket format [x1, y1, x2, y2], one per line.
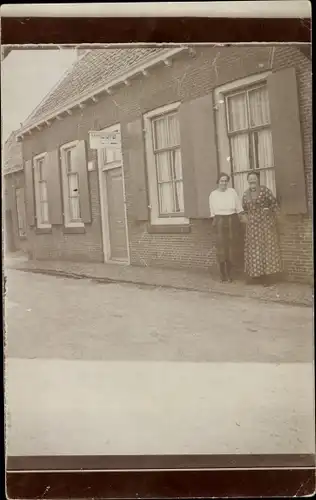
[217, 172, 230, 184]
[247, 170, 260, 181]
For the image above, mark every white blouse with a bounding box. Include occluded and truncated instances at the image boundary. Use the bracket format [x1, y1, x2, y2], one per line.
[209, 187, 243, 217]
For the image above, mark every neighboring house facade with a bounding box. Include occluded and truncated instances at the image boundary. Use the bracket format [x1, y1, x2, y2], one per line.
[16, 45, 312, 282]
[3, 131, 28, 254]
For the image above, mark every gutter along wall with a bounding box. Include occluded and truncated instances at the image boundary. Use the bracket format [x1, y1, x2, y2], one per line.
[21, 46, 312, 282]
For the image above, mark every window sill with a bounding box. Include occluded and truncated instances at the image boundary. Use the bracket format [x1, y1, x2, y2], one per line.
[147, 224, 191, 234]
[35, 227, 52, 235]
[150, 215, 190, 226]
[63, 226, 86, 234]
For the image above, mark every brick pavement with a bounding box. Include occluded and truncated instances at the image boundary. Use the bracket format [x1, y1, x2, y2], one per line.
[4, 252, 313, 307]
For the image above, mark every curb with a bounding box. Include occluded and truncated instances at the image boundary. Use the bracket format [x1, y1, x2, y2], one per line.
[6, 265, 313, 308]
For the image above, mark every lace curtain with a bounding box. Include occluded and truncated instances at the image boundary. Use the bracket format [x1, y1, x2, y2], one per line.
[39, 181, 49, 224]
[227, 86, 276, 197]
[153, 113, 184, 214]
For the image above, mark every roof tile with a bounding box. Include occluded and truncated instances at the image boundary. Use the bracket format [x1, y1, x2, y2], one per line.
[3, 131, 23, 174]
[24, 47, 172, 128]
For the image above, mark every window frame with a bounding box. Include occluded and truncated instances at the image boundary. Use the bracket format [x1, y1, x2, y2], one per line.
[33, 152, 51, 229]
[214, 71, 276, 195]
[98, 123, 123, 172]
[144, 102, 189, 226]
[15, 187, 27, 238]
[60, 140, 84, 228]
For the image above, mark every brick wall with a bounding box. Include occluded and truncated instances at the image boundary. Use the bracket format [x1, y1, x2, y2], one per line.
[28, 169, 103, 263]
[22, 45, 312, 282]
[279, 216, 313, 283]
[271, 46, 313, 283]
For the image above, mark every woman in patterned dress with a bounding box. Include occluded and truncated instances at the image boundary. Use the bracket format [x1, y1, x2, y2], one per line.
[242, 171, 282, 285]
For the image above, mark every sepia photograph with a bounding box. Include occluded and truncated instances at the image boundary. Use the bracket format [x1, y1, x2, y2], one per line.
[2, 11, 314, 494]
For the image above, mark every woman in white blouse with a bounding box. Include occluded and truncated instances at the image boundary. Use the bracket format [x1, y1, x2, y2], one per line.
[209, 172, 244, 282]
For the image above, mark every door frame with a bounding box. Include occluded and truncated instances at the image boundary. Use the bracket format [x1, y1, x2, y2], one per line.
[97, 123, 130, 265]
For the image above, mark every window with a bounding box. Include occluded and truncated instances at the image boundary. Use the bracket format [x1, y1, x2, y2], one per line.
[15, 187, 27, 237]
[34, 153, 51, 228]
[60, 141, 84, 227]
[99, 127, 122, 169]
[144, 103, 188, 226]
[100, 146, 122, 167]
[216, 73, 276, 197]
[100, 142, 122, 167]
[37, 159, 49, 224]
[65, 147, 81, 221]
[152, 113, 184, 215]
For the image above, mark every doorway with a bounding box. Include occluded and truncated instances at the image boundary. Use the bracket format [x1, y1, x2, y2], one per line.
[97, 124, 129, 263]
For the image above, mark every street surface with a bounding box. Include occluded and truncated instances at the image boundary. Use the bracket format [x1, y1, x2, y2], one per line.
[5, 269, 315, 456]
[5, 269, 313, 363]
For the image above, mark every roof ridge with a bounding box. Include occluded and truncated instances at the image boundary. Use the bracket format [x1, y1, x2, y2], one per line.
[22, 48, 82, 126]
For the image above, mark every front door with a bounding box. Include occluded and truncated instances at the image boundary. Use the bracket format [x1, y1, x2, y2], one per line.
[97, 124, 129, 263]
[105, 167, 128, 261]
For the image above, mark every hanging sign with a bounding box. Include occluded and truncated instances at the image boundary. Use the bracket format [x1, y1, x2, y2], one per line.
[89, 130, 121, 150]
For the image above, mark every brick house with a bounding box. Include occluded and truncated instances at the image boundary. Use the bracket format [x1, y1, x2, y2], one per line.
[3, 131, 28, 254]
[15, 45, 312, 282]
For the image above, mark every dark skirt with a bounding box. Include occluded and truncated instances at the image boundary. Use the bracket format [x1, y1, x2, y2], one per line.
[214, 213, 240, 264]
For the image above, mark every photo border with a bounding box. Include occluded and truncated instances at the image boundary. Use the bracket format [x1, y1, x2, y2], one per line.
[3, 8, 313, 499]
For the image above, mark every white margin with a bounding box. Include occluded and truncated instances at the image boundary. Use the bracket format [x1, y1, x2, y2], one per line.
[0, 2, 312, 19]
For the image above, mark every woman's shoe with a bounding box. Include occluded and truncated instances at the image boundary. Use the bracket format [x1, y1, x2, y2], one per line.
[225, 261, 233, 283]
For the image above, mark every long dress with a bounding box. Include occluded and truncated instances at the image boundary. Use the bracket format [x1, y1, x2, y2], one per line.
[242, 185, 282, 278]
